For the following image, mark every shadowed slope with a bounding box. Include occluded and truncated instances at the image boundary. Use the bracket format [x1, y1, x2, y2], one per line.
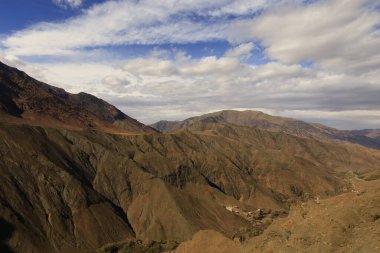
[0, 218, 15, 253]
[0, 125, 135, 253]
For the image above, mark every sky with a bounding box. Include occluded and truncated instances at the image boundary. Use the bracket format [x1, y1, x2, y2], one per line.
[1, 0, 380, 129]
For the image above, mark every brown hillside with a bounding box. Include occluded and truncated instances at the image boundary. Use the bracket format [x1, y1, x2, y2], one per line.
[1, 121, 380, 252]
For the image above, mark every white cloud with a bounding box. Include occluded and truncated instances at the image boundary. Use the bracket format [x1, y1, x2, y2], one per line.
[1, 0, 288, 57]
[0, 53, 48, 81]
[3, 46, 380, 129]
[224, 42, 255, 60]
[1, 0, 380, 129]
[229, 0, 380, 74]
[53, 0, 83, 9]
[32, 62, 128, 93]
[208, 0, 302, 17]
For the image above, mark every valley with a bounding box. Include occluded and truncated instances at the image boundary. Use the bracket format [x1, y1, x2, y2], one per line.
[0, 61, 379, 253]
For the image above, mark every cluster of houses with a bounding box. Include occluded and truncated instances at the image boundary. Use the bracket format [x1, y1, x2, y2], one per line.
[225, 205, 266, 222]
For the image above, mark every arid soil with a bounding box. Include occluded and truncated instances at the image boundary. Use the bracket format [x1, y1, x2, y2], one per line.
[173, 178, 380, 253]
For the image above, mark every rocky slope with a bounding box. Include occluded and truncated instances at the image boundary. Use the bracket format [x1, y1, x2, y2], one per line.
[0, 61, 156, 134]
[1, 121, 380, 252]
[175, 177, 380, 253]
[151, 110, 380, 149]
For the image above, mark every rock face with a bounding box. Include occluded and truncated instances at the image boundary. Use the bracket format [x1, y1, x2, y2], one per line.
[151, 110, 380, 150]
[1, 62, 380, 253]
[0, 61, 156, 134]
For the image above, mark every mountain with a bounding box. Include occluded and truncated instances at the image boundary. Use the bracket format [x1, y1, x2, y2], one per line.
[1, 62, 380, 253]
[351, 129, 380, 142]
[0, 61, 156, 134]
[151, 110, 380, 149]
[2, 121, 380, 252]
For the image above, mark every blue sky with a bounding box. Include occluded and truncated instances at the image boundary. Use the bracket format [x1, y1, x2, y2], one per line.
[1, 0, 380, 129]
[0, 0, 266, 62]
[0, 0, 83, 33]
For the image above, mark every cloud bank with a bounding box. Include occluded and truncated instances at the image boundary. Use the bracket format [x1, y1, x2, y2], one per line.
[1, 0, 380, 129]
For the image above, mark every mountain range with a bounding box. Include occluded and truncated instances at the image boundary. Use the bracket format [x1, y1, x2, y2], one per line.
[0, 61, 379, 253]
[151, 110, 380, 150]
